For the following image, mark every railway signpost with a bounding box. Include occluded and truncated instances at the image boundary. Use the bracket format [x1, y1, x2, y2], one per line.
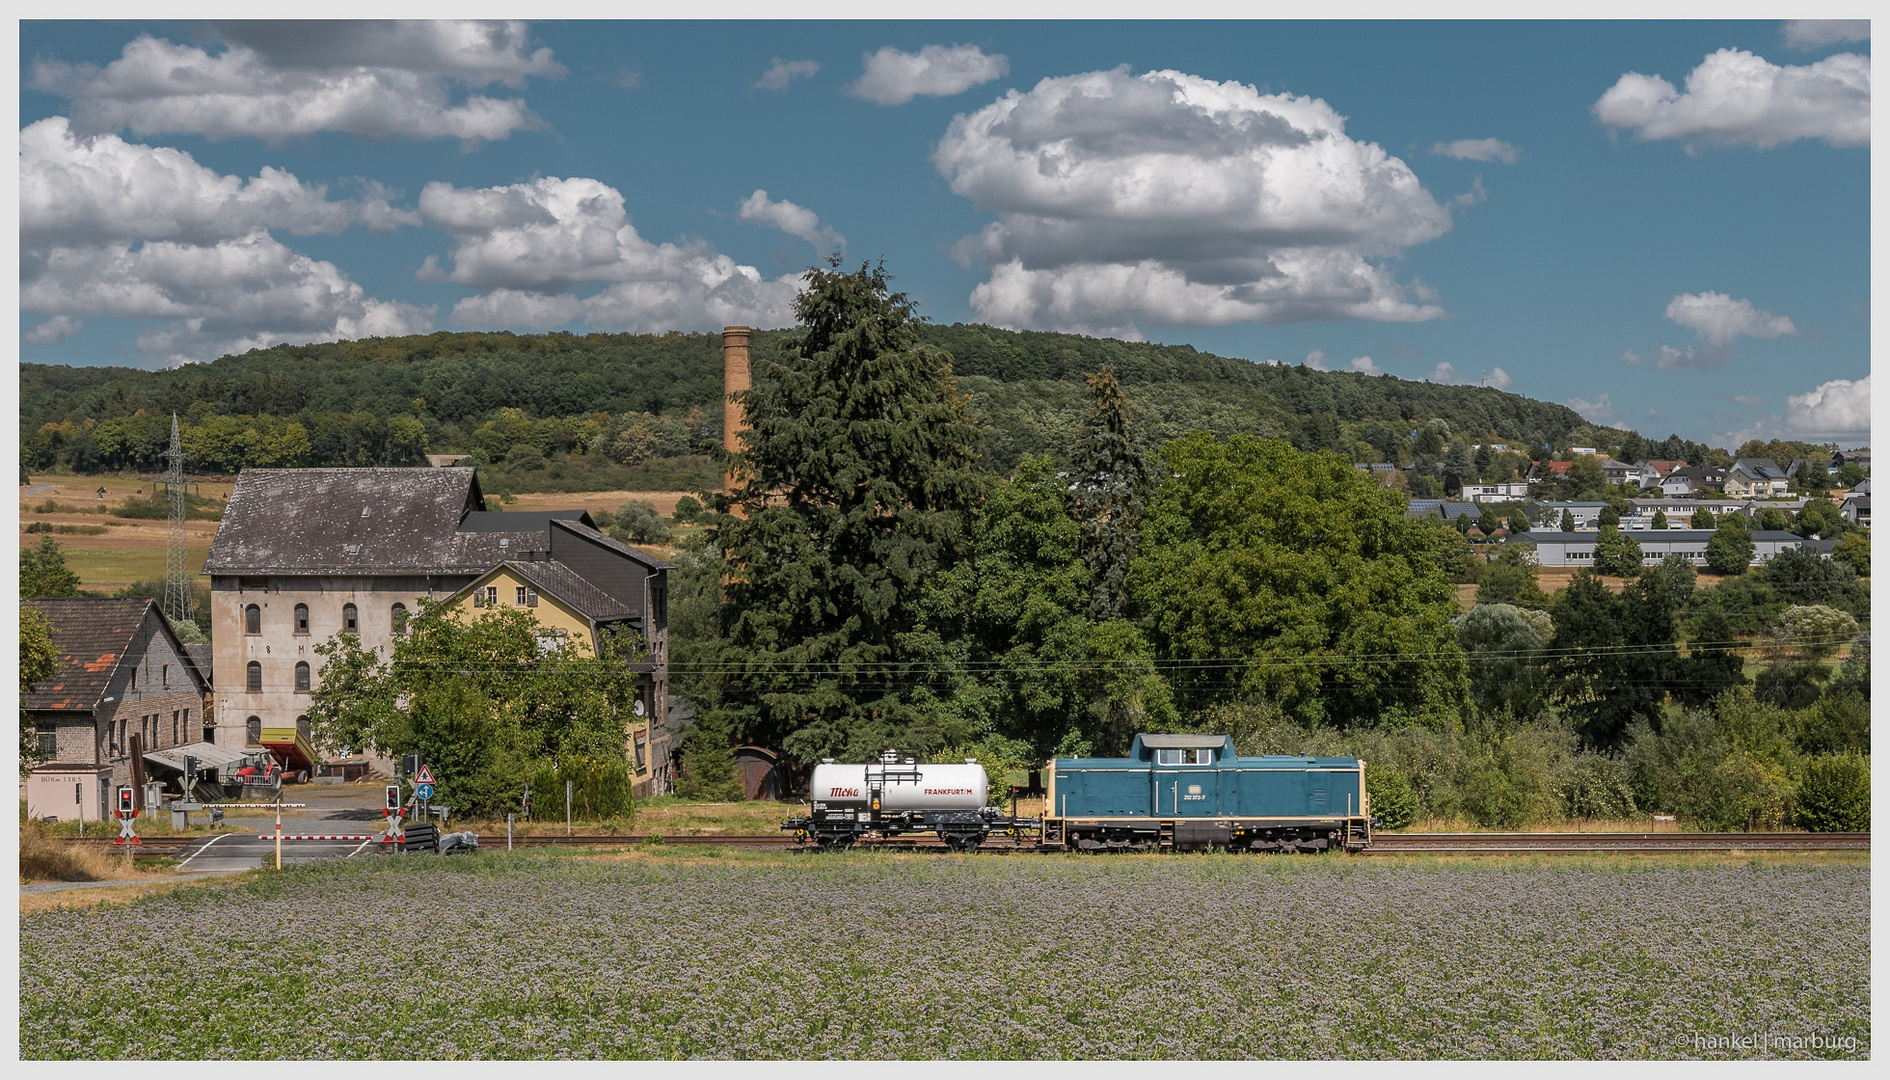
[112, 786, 140, 861]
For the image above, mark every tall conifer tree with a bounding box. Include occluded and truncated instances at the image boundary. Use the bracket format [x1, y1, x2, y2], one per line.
[715, 263, 983, 761]
[1068, 367, 1156, 621]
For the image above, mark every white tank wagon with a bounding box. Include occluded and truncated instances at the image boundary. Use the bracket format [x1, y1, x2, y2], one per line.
[784, 751, 1034, 851]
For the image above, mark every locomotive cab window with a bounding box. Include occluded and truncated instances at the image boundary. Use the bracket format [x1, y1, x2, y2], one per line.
[1156, 748, 1214, 765]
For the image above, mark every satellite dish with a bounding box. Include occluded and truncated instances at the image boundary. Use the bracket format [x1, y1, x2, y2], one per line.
[633, 699, 646, 717]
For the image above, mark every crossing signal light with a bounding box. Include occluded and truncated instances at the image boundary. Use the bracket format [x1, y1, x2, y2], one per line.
[117, 785, 135, 815]
[401, 754, 421, 779]
[385, 785, 402, 812]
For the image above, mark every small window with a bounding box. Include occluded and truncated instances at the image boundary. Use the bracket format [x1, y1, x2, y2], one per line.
[295, 661, 311, 692]
[162, 663, 170, 688]
[246, 717, 262, 746]
[247, 661, 262, 692]
[1155, 747, 1213, 765]
[172, 710, 180, 744]
[245, 604, 261, 635]
[296, 715, 311, 740]
[516, 586, 527, 606]
[634, 733, 648, 772]
[343, 604, 358, 634]
[482, 586, 498, 608]
[130, 668, 138, 690]
[295, 604, 309, 634]
[391, 603, 408, 634]
[36, 730, 56, 760]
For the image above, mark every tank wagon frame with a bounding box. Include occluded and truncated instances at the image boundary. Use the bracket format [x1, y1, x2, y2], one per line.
[1044, 734, 1372, 852]
[783, 751, 1037, 851]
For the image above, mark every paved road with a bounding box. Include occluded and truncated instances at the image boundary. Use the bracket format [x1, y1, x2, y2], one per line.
[173, 832, 391, 872]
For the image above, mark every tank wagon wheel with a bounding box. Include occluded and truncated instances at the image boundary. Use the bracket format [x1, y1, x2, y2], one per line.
[816, 835, 855, 852]
[942, 833, 982, 853]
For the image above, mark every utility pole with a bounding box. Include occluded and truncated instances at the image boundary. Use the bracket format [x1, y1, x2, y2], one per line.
[161, 414, 191, 628]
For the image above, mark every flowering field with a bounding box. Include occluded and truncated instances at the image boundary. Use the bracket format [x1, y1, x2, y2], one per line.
[19, 852, 1868, 1059]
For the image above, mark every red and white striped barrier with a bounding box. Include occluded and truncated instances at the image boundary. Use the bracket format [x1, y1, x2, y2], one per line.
[256, 833, 378, 841]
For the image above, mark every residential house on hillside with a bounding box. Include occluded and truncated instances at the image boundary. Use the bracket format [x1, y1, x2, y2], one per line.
[1599, 458, 1644, 486]
[1841, 479, 1871, 526]
[1354, 462, 1399, 486]
[23, 598, 210, 798]
[1458, 482, 1531, 504]
[1833, 448, 1871, 473]
[1527, 501, 1608, 530]
[1672, 464, 1728, 494]
[1638, 459, 1687, 479]
[1658, 473, 1697, 497]
[201, 467, 673, 793]
[1725, 458, 1791, 498]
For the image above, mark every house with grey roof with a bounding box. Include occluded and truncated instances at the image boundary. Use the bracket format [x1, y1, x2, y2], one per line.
[1726, 458, 1791, 498]
[201, 467, 674, 794]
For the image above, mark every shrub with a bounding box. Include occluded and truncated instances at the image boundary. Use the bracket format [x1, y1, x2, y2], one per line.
[1794, 754, 1869, 832]
[614, 499, 673, 544]
[506, 444, 547, 471]
[527, 755, 638, 823]
[1557, 754, 1638, 819]
[1830, 531, 1869, 576]
[672, 494, 705, 524]
[1364, 766, 1418, 830]
[1690, 751, 1793, 831]
[674, 719, 744, 801]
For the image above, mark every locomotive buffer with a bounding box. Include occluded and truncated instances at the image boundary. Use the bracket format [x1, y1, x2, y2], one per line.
[784, 752, 1038, 851]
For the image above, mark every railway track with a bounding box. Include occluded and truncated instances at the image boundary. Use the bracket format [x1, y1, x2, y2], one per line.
[1362, 831, 1871, 854]
[60, 830, 1870, 861]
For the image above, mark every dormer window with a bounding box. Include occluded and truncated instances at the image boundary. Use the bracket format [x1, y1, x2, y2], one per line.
[361, 506, 371, 518]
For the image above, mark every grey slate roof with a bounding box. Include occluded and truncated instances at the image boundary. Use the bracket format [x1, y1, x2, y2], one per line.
[459, 509, 595, 532]
[1733, 458, 1789, 481]
[182, 643, 214, 688]
[205, 467, 537, 574]
[552, 518, 671, 570]
[23, 598, 201, 712]
[475, 558, 643, 623]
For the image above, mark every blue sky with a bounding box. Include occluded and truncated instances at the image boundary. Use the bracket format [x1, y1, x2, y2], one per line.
[17, 19, 1871, 448]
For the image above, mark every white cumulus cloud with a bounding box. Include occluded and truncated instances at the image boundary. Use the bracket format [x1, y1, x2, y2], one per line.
[1425, 362, 1457, 384]
[1593, 48, 1869, 151]
[755, 59, 820, 91]
[1665, 291, 1795, 346]
[19, 116, 430, 364]
[23, 316, 83, 344]
[738, 190, 844, 255]
[1431, 138, 1521, 163]
[1566, 393, 1621, 425]
[935, 66, 1452, 336]
[31, 22, 562, 144]
[1781, 20, 1870, 50]
[1349, 356, 1383, 375]
[1785, 375, 1871, 436]
[1486, 367, 1514, 389]
[1650, 291, 1796, 370]
[1302, 349, 1328, 371]
[20, 116, 417, 248]
[848, 44, 1008, 106]
[417, 176, 802, 333]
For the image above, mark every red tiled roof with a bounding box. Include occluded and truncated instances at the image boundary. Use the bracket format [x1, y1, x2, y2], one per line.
[22, 598, 164, 711]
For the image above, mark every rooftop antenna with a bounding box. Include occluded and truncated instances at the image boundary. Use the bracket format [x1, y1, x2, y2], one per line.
[161, 413, 191, 628]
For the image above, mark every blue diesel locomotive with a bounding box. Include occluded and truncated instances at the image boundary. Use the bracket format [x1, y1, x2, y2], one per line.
[1044, 733, 1372, 852]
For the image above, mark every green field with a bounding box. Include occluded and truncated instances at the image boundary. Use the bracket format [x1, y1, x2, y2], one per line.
[19, 850, 1868, 1059]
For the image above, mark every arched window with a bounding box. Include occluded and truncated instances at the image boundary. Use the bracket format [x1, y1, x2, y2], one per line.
[294, 603, 309, 634]
[247, 661, 262, 692]
[246, 717, 262, 745]
[294, 661, 311, 692]
[245, 604, 261, 635]
[296, 715, 311, 741]
[391, 602, 409, 634]
[343, 603, 359, 634]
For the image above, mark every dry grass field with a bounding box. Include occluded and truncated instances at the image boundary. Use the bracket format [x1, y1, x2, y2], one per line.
[20, 473, 232, 593]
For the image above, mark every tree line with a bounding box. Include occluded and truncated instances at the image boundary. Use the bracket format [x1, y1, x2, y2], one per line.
[662, 264, 1868, 830]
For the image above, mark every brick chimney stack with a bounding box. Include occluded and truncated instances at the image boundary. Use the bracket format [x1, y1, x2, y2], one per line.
[722, 326, 752, 495]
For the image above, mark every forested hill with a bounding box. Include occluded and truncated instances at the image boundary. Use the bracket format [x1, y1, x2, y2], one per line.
[20, 324, 1646, 477]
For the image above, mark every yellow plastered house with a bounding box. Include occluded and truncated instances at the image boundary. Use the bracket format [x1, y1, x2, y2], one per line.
[448, 557, 663, 794]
